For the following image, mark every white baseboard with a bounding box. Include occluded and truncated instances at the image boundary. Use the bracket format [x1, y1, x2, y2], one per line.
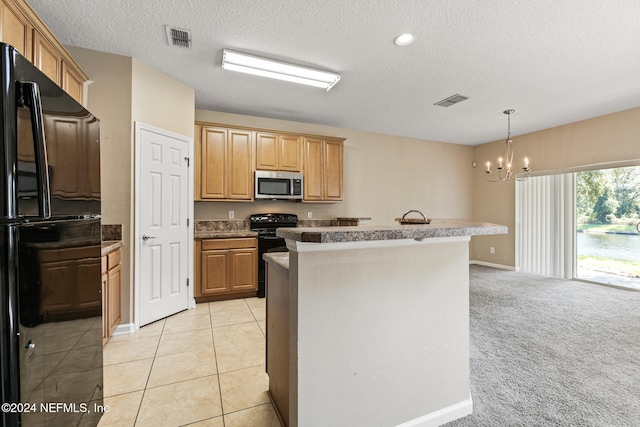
[111, 323, 136, 336]
[395, 396, 473, 427]
[469, 260, 516, 271]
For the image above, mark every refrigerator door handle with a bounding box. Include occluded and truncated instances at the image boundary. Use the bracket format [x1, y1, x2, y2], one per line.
[17, 81, 51, 219]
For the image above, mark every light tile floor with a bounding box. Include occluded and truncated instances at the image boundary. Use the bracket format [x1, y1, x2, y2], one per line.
[98, 298, 282, 427]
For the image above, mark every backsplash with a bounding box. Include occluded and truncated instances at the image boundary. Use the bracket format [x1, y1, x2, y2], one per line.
[298, 219, 338, 227]
[102, 224, 122, 241]
[195, 219, 251, 232]
[195, 218, 367, 230]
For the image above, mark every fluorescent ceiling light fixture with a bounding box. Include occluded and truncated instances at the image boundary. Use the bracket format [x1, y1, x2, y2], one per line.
[222, 49, 340, 91]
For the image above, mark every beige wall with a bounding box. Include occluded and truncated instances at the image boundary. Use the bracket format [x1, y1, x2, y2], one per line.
[195, 110, 475, 224]
[67, 46, 195, 325]
[471, 107, 640, 267]
[132, 60, 195, 137]
[66, 46, 136, 323]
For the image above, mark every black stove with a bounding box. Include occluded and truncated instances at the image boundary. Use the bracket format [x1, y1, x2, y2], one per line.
[250, 213, 298, 297]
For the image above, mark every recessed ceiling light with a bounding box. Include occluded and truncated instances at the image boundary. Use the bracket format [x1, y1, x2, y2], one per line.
[394, 33, 415, 46]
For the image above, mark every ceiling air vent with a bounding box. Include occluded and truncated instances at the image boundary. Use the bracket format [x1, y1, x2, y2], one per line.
[434, 94, 468, 107]
[165, 25, 192, 49]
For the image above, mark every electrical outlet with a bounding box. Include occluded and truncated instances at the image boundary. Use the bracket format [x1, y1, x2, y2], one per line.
[307, 211, 313, 219]
[228, 210, 234, 219]
[490, 247, 495, 254]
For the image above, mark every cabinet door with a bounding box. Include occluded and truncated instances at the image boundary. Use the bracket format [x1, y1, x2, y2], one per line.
[40, 260, 76, 314]
[76, 257, 101, 312]
[230, 248, 257, 291]
[303, 137, 324, 201]
[201, 250, 230, 295]
[0, 0, 32, 58]
[108, 264, 121, 334]
[201, 127, 227, 199]
[324, 139, 343, 201]
[101, 271, 109, 344]
[279, 135, 301, 171]
[256, 132, 279, 170]
[61, 60, 84, 105]
[44, 116, 83, 198]
[227, 129, 253, 200]
[32, 30, 61, 84]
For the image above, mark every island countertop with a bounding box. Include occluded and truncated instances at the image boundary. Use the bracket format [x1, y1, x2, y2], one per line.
[276, 218, 507, 243]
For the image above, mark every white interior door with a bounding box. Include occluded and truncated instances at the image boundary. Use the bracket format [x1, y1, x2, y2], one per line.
[136, 123, 192, 326]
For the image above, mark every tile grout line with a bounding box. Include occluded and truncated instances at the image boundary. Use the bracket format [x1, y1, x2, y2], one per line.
[209, 302, 227, 426]
[133, 318, 166, 426]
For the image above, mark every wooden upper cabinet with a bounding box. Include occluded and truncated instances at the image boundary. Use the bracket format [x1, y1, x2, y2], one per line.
[32, 29, 60, 83]
[0, 0, 88, 105]
[62, 60, 84, 104]
[197, 125, 253, 201]
[303, 137, 344, 202]
[227, 129, 253, 199]
[256, 132, 301, 172]
[256, 132, 279, 170]
[0, 0, 31, 57]
[200, 126, 226, 199]
[303, 137, 324, 201]
[324, 139, 344, 201]
[195, 122, 344, 202]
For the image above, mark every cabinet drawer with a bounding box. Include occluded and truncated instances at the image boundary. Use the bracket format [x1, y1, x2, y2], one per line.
[107, 249, 121, 269]
[101, 255, 108, 273]
[202, 237, 256, 251]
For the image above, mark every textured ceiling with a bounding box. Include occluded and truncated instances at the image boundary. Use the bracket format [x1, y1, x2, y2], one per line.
[27, 0, 640, 145]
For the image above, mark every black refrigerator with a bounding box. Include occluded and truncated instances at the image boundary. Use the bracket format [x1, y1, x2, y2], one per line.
[1, 44, 103, 426]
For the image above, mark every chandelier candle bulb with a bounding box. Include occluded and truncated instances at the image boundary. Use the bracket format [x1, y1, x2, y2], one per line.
[486, 162, 491, 173]
[524, 157, 529, 169]
[498, 157, 503, 169]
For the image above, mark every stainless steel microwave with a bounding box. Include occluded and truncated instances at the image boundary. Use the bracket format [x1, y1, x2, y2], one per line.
[255, 170, 303, 200]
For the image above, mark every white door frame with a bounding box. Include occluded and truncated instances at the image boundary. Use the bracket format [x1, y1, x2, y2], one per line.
[134, 121, 195, 330]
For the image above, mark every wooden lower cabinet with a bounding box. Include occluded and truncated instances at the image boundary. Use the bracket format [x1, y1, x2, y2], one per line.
[101, 247, 122, 345]
[39, 245, 101, 321]
[195, 237, 258, 302]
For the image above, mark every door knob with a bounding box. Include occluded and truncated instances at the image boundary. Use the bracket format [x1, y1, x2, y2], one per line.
[142, 234, 157, 241]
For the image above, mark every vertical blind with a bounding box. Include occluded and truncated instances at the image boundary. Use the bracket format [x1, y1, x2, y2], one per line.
[516, 174, 575, 278]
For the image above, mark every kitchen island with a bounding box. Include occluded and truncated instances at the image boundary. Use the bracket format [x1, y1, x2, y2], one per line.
[264, 219, 507, 427]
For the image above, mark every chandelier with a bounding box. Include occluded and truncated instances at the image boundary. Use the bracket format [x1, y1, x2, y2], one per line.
[485, 109, 531, 182]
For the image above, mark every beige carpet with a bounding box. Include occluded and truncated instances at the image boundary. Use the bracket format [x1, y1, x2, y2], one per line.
[446, 265, 640, 427]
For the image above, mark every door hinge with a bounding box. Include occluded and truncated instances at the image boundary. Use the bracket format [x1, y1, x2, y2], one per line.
[186, 278, 190, 287]
[184, 157, 190, 167]
[187, 218, 190, 227]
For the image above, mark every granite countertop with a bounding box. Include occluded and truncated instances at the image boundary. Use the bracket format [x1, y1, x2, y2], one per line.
[263, 252, 289, 271]
[276, 218, 508, 243]
[194, 230, 258, 239]
[101, 240, 123, 255]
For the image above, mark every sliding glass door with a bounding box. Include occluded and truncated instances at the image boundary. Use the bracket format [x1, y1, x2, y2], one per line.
[575, 166, 640, 289]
